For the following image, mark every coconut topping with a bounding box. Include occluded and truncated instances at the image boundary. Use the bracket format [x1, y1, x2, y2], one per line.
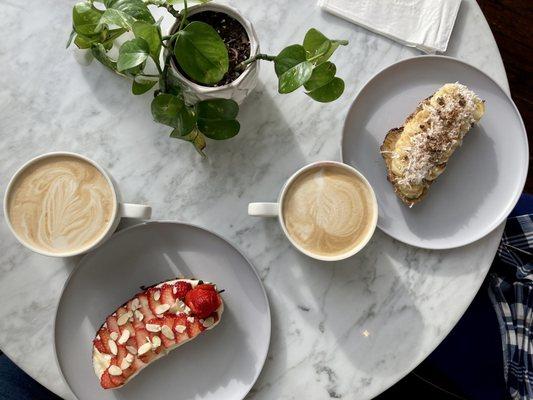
[394, 83, 482, 186]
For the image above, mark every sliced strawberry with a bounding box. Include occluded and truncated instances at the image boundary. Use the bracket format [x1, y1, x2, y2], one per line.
[135, 327, 156, 363]
[173, 314, 191, 344]
[185, 286, 221, 319]
[98, 327, 113, 354]
[109, 373, 125, 387]
[93, 338, 106, 354]
[147, 288, 163, 315]
[174, 281, 192, 300]
[106, 315, 120, 336]
[138, 294, 155, 321]
[160, 315, 177, 348]
[187, 317, 205, 337]
[160, 284, 175, 306]
[195, 283, 216, 291]
[100, 371, 116, 389]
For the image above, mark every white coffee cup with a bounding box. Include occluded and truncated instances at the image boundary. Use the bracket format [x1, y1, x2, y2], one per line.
[3, 151, 152, 257]
[248, 161, 378, 261]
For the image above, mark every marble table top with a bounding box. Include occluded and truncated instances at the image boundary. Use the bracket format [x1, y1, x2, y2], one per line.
[0, 0, 509, 399]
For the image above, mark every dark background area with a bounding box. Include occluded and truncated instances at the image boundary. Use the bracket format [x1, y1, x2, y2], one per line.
[477, 0, 532, 192]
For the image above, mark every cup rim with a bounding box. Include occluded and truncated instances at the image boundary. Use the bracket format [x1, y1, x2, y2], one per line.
[3, 151, 119, 258]
[278, 161, 378, 262]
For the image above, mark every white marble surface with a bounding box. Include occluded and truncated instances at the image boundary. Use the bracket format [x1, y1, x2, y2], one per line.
[0, 0, 508, 399]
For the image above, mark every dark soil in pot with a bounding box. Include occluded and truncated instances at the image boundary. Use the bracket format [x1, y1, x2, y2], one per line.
[173, 11, 251, 87]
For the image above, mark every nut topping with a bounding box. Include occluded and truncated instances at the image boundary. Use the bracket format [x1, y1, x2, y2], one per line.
[117, 311, 133, 326]
[175, 324, 186, 333]
[154, 304, 170, 315]
[161, 325, 175, 340]
[108, 339, 118, 356]
[138, 342, 152, 356]
[110, 331, 119, 341]
[118, 329, 130, 345]
[108, 365, 122, 376]
[146, 323, 162, 333]
[134, 310, 144, 321]
[202, 317, 215, 328]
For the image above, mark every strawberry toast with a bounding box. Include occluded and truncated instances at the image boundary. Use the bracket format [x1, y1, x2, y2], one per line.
[92, 279, 223, 389]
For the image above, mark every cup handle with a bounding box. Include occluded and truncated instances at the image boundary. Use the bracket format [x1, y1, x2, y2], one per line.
[119, 203, 152, 220]
[248, 202, 279, 217]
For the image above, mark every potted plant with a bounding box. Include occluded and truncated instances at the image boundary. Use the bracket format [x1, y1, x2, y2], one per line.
[165, 2, 260, 105]
[67, 0, 348, 155]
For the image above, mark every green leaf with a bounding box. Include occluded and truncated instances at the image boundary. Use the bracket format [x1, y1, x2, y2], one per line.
[132, 21, 161, 61]
[306, 77, 345, 103]
[98, 8, 137, 30]
[274, 45, 306, 77]
[117, 38, 150, 72]
[174, 21, 229, 85]
[303, 28, 348, 65]
[132, 78, 157, 95]
[73, 2, 104, 36]
[304, 61, 336, 91]
[104, 0, 154, 23]
[91, 43, 118, 71]
[66, 29, 76, 48]
[74, 33, 96, 49]
[151, 94, 196, 136]
[196, 99, 240, 140]
[278, 61, 313, 94]
[170, 128, 207, 157]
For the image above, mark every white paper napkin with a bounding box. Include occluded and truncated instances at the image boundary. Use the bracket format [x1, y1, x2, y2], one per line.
[317, 0, 462, 53]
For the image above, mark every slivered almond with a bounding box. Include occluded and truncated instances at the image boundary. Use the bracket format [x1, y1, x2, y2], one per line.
[126, 346, 137, 355]
[202, 317, 215, 328]
[187, 317, 194, 323]
[108, 340, 118, 355]
[108, 365, 122, 376]
[118, 329, 130, 345]
[151, 336, 161, 349]
[131, 298, 140, 310]
[175, 324, 186, 333]
[134, 310, 144, 321]
[161, 325, 175, 339]
[146, 324, 161, 333]
[138, 342, 152, 356]
[110, 331, 119, 341]
[155, 304, 170, 315]
[125, 353, 134, 363]
[117, 311, 133, 326]
[153, 290, 161, 301]
[120, 359, 131, 370]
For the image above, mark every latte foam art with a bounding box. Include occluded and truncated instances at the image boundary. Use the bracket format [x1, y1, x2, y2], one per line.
[282, 166, 374, 257]
[7, 156, 115, 254]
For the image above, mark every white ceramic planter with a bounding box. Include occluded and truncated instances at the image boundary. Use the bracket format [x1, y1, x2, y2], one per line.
[165, 3, 260, 105]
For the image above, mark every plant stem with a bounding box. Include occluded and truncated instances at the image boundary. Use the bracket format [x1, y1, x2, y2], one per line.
[140, 73, 159, 78]
[236, 53, 276, 70]
[178, 0, 188, 31]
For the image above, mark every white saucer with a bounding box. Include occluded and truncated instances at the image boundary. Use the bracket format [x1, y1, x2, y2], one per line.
[54, 221, 271, 400]
[342, 55, 528, 249]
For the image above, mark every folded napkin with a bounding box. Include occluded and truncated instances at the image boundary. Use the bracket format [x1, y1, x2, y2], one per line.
[489, 204, 533, 400]
[317, 0, 461, 53]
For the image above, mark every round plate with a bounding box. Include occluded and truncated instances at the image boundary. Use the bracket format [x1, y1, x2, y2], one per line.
[341, 55, 528, 249]
[54, 221, 271, 400]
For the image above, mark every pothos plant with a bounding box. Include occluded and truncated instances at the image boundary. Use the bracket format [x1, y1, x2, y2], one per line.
[68, 0, 348, 155]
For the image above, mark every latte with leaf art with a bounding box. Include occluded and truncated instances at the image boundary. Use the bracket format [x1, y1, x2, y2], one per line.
[282, 165, 375, 257]
[6, 155, 115, 254]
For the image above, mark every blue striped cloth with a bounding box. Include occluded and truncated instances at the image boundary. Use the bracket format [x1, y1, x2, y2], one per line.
[489, 213, 533, 400]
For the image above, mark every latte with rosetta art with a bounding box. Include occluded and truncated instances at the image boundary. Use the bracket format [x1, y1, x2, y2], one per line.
[282, 165, 375, 257]
[7, 156, 115, 254]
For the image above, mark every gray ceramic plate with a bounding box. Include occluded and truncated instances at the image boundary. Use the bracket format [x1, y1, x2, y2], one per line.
[342, 56, 528, 249]
[54, 221, 271, 400]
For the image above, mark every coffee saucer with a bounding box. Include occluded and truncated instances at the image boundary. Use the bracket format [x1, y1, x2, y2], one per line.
[54, 221, 271, 400]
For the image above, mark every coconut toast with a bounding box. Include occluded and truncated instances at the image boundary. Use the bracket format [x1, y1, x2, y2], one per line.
[380, 83, 485, 207]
